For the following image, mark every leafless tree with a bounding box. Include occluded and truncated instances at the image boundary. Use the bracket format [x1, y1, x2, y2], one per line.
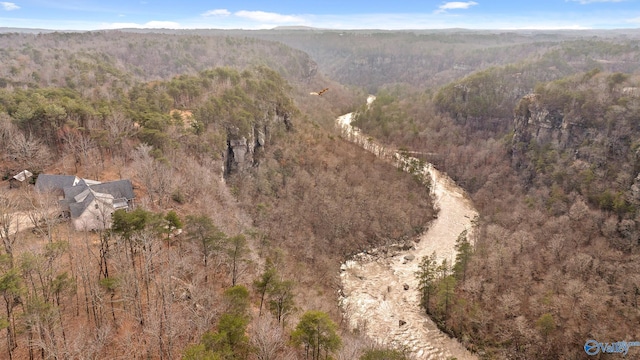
[18, 240, 72, 360]
[132, 144, 175, 207]
[6, 131, 51, 172]
[498, 292, 521, 319]
[0, 190, 21, 267]
[250, 315, 288, 360]
[24, 188, 60, 243]
[104, 111, 136, 157]
[111, 243, 144, 326]
[62, 128, 99, 175]
[68, 323, 113, 360]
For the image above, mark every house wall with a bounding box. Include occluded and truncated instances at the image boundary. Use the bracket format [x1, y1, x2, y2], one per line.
[72, 199, 114, 231]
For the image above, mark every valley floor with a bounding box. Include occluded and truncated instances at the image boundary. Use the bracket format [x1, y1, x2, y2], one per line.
[337, 102, 479, 359]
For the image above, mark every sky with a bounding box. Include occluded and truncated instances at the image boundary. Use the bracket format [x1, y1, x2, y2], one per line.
[1, 0, 639, 31]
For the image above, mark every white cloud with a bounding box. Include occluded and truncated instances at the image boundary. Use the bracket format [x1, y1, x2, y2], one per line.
[105, 20, 181, 29]
[234, 10, 304, 24]
[1, 2, 19, 11]
[567, 0, 625, 3]
[1, 5, 635, 31]
[437, 1, 478, 13]
[202, 9, 230, 17]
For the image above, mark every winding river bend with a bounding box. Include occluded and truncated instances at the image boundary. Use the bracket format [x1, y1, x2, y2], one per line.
[337, 96, 478, 359]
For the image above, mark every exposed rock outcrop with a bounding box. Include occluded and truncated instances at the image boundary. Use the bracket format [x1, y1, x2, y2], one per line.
[511, 92, 601, 183]
[513, 93, 583, 150]
[226, 137, 250, 173]
[225, 105, 293, 175]
[301, 56, 318, 82]
[629, 174, 640, 205]
[512, 87, 640, 243]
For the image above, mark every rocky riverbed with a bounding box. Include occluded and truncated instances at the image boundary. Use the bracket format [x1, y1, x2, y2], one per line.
[337, 96, 479, 359]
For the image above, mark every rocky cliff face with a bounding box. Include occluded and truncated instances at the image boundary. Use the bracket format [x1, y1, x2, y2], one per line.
[300, 56, 318, 82]
[225, 105, 292, 175]
[513, 93, 587, 151]
[512, 90, 639, 164]
[510, 86, 640, 249]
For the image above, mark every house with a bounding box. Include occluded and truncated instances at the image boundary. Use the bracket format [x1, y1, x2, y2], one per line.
[35, 174, 135, 231]
[35, 174, 80, 198]
[63, 180, 135, 231]
[9, 170, 33, 188]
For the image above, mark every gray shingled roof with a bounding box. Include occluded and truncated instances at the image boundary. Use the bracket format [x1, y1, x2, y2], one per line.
[69, 190, 96, 218]
[68, 189, 115, 218]
[63, 179, 134, 219]
[88, 180, 135, 200]
[63, 180, 134, 201]
[35, 174, 78, 192]
[63, 184, 86, 201]
[35, 174, 134, 219]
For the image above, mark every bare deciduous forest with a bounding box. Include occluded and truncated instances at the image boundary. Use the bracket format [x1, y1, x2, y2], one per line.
[0, 28, 640, 359]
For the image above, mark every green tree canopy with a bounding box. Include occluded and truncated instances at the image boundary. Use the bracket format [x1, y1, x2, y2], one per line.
[453, 230, 472, 282]
[200, 313, 250, 359]
[291, 310, 341, 360]
[185, 215, 227, 282]
[253, 260, 277, 316]
[416, 252, 438, 315]
[268, 279, 295, 326]
[222, 285, 250, 317]
[111, 208, 153, 240]
[360, 348, 409, 360]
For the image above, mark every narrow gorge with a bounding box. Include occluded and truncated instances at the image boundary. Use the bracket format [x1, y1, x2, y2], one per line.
[337, 96, 479, 359]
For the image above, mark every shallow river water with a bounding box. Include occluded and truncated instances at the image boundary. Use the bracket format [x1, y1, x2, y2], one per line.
[337, 96, 479, 359]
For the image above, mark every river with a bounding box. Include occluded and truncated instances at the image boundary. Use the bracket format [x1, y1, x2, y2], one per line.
[337, 96, 479, 359]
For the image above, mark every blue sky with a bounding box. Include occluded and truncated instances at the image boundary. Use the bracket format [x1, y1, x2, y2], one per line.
[1, 0, 639, 30]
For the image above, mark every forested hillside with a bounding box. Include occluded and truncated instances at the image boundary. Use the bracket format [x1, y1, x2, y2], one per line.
[242, 29, 640, 91]
[0, 30, 434, 359]
[0, 31, 318, 87]
[352, 53, 640, 357]
[2, 27, 640, 359]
